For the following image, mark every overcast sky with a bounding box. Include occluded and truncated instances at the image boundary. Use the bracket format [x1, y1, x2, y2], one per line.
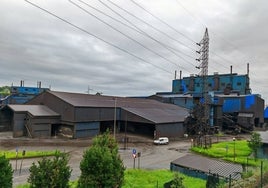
[1, 0, 267, 103]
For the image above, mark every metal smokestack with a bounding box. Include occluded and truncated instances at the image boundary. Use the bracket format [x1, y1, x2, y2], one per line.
[247, 63, 249, 75]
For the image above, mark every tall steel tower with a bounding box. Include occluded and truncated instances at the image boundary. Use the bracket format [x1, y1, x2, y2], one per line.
[196, 28, 209, 134]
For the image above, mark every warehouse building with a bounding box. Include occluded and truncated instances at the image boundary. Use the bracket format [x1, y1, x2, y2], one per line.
[0, 91, 189, 139]
[2, 105, 60, 137]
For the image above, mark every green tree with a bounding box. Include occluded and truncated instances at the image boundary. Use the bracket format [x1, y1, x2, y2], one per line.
[78, 131, 125, 188]
[0, 86, 10, 96]
[170, 173, 185, 188]
[28, 152, 72, 188]
[0, 155, 13, 188]
[248, 132, 262, 161]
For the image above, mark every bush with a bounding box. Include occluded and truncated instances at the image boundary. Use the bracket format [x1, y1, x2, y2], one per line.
[0, 155, 13, 188]
[28, 152, 72, 188]
[78, 131, 125, 188]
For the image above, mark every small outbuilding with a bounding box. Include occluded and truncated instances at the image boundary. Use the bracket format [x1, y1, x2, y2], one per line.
[2, 105, 60, 138]
[257, 131, 268, 159]
[170, 154, 242, 180]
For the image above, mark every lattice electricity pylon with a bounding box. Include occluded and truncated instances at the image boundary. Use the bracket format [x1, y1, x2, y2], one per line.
[196, 28, 209, 76]
[196, 28, 210, 134]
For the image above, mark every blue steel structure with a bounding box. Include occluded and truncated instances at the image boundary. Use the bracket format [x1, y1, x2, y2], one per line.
[0, 83, 49, 105]
[172, 73, 251, 95]
[264, 107, 268, 122]
[155, 72, 264, 131]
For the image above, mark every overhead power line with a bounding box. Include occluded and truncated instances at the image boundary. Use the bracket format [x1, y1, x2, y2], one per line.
[104, 0, 197, 52]
[69, 0, 184, 69]
[129, 0, 197, 44]
[76, 0, 196, 69]
[24, 0, 173, 74]
[97, 0, 196, 61]
[175, 0, 248, 70]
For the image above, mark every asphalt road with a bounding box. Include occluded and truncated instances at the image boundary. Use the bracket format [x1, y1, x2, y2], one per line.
[8, 139, 191, 187]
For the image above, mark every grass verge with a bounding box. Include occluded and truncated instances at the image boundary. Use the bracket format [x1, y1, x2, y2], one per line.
[0, 150, 61, 159]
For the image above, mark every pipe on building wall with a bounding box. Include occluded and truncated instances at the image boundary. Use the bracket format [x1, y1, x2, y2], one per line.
[213, 72, 219, 91]
[230, 66, 233, 90]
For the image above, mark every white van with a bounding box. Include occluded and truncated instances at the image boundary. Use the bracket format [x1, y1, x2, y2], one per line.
[153, 137, 169, 145]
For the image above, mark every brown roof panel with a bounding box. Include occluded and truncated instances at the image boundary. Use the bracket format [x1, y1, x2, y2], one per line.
[8, 105, 59, 117]
[48, 91, 188, 123]
[123, 107, 188, 124]
[48, 91, 179, 108]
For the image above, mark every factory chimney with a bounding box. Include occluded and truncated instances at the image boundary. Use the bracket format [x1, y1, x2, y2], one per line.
[247, 63, 249, 75]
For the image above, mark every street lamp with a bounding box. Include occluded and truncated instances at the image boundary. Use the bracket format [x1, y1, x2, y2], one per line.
[233, 137, 236, 161]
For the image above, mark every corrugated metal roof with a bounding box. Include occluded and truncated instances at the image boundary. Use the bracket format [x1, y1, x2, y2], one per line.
[48, 91, 188, 123]
[8, 105, 59, 117]
[48, 91, 177, 108]
[258, 131, 268, 144]
[123, 107, 188, 124]
[155, 94, 193, 98]
[171, 154, 242, 179]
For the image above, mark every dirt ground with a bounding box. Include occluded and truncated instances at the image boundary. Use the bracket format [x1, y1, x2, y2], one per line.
[0, 132, 250, 187]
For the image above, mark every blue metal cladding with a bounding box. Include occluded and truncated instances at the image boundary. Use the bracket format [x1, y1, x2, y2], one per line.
[172, 80, 179, 93]
[172, 80, 188, 93]
[245, 95, 255, 109]
[182, 80, 187, 93]
[11, 86, 48, 95]
[264, 107, 268, 118]
[211, 79, 215, 88]
[172, 74, 249, 95]
[76, 122, 100, 130]
[75, 122, 100, 138]
[223, 98, 241, 113]
[172, 98, 194, 110]
[4, 86, 50, 104]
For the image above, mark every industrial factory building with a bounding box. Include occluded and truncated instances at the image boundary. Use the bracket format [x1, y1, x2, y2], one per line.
[0, 91, 189, 139]
[151, 71, 265, 133]
[0, 81, 49, 105]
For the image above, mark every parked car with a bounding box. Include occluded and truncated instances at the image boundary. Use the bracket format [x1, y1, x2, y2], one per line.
[153, 137, 169, 145]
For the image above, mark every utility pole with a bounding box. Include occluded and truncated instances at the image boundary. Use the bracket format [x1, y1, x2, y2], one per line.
[196, 28, 209, 135]
[113, 98, 117, 139]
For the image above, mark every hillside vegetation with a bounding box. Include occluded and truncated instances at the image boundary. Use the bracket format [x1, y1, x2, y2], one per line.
[0, 86, 11, 96]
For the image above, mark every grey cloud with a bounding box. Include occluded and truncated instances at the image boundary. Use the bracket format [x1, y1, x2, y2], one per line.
[0, 0, 267, 102]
